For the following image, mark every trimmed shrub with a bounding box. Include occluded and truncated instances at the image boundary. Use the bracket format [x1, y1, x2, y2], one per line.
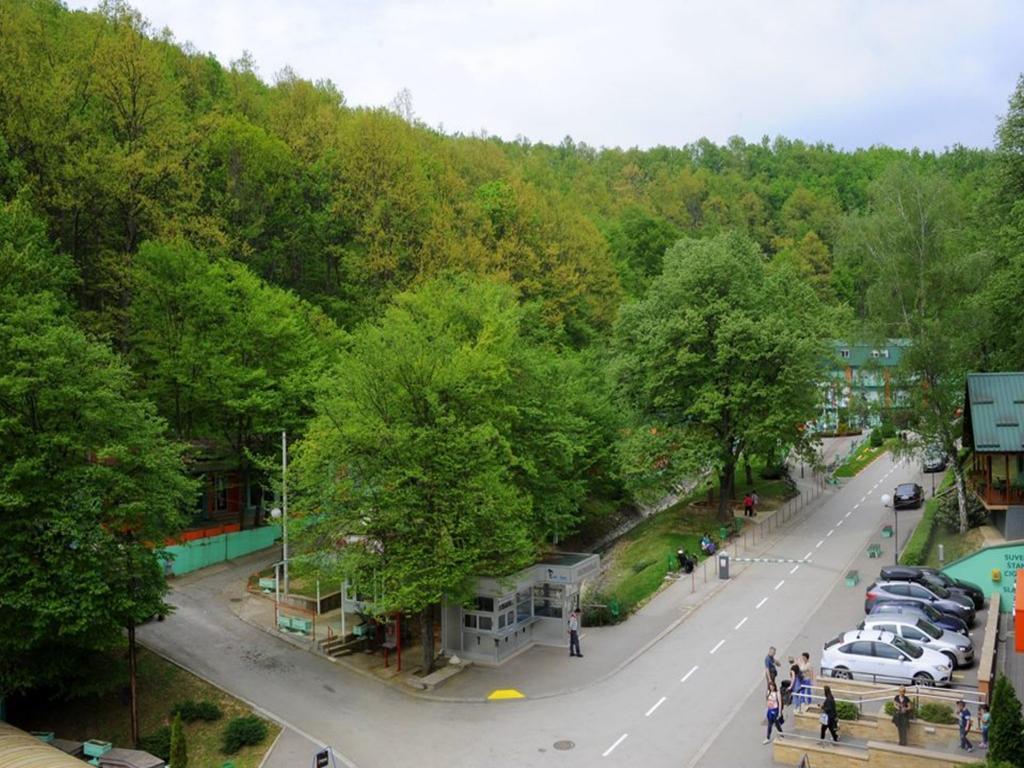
[878, 422, 897, 439]
[869, 429, 884, 448]
[140, 726, 171, 762]
[899, 498, 937, 566]
[169, 713, 187, 768]
[990, 675, 1024, 766]
[172, 699, 222, 723]
[222, 715, 268, 754]
[918, 702, 956, 724]
[835, 701, 859, 721]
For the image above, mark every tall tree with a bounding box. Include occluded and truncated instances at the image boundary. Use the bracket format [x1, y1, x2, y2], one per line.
[613, 232, 824, 520]
[834, 162, 989, 533]
[293, 276, 542, 674]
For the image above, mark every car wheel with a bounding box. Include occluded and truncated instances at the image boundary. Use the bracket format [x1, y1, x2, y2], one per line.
[913, 672, 935, 687]
[832, 667, 852, 680]
[942, 651, 958, 670]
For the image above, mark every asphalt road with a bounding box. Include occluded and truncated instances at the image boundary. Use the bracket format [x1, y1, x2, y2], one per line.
[138, 452, 934, 767]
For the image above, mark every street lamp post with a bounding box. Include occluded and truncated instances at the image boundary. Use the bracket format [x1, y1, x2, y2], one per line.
[271, 430, 289, 594]
[881, 493, 896, 564]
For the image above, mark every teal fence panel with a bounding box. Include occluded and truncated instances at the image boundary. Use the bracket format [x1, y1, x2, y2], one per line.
[161, 525, 281, 576]
[942, 542, 1024, 612]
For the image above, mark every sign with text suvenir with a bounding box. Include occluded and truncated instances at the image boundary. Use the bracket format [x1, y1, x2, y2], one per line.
[942, 544, 1024, 612]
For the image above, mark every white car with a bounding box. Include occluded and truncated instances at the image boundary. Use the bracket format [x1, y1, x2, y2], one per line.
[821, 629, 953, 687]
[860, 616, 974, 669]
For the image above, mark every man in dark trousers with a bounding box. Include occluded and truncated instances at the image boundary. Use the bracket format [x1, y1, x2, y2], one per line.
[568, 609, 583, 657]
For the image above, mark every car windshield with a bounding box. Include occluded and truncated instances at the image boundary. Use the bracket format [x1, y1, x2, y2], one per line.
[930, 584, 950, 598]
[915, 618, 941, 639]
[891, 636, 923, 658]
[896, 484, 917, 494]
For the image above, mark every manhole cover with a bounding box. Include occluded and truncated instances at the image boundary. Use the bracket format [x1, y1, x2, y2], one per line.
[553, 741, 575, 751]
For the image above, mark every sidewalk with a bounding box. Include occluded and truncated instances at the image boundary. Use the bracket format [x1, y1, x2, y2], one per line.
[223, 471, 837, 703]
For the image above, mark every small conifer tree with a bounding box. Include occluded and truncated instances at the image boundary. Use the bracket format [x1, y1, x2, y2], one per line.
[169, 713, 188, 768]
[989, 675, 1024, 766]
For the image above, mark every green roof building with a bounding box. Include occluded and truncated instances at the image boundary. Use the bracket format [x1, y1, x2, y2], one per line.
[819, 340, 911, 431]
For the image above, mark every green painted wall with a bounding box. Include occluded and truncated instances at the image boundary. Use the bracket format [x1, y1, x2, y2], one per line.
[941, 541, 1024, 612]
[162, 524, 281, 576]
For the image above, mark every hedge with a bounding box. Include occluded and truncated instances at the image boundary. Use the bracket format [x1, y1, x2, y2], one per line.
[899, 472, 954, 565]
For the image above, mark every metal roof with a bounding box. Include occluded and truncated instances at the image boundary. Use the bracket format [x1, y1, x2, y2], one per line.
[0, 723, 86, 768]
[965, 372, 1024, 453]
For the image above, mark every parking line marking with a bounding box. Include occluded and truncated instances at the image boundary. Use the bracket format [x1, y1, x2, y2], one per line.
[735, 617, 748, 630]
[816, 540, 824, 548]
[774, 580, 785, 591]
[645, 696, 667, 717]
[603, 733, 628, 757]
[803, 551, 813, 560]
[710, 639, 725, 655]
[756, 597, 768, 609]
[681, 665, 699, 683]
[827, 529, 834, 537]
[790, 565, 800, 575]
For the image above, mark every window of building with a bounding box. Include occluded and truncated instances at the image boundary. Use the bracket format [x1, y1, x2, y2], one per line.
[871, 350, 880, 359]
[516, 590, 532, 624]
[533, 584, 564, 618]
[498, 613, 506, 629]
[474, 596, 494, 613]
[214, 474, 229, 511]
[840, 349, 850, 359]
[477, 616, 492, 631]
[464, 614, 477, 629]
[881, 349, 890, 359]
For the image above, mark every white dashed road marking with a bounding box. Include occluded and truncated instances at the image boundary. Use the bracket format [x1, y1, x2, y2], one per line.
[803, 551, 813, 560]
[827, 529, 834, 537]
[646, 697, 667, 717]
[680, 665, 698, 683]
[756, 597, 768, 609]
[774, 580, 785, 591]
[836, 519, 844, 527]
[789, 565, 800, 575]
[710, 639, 725, 655]
[816, 540, 824, 548]
[735, 617, 748, 630]
[603, 734, 628, 757]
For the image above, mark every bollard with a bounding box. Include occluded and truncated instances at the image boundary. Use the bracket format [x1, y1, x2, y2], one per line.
[691, 570, 696, 593]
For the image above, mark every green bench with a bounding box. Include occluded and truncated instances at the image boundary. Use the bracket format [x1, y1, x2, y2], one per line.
[277, 614, 313, 634]
[845, 570, 860, 587]
[258, 577, 276, 593]
[881, 525, 893, 538]
[867, 543, 883, 558]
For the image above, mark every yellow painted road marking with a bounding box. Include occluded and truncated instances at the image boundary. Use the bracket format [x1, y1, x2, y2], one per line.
[488, 689, 525, 700]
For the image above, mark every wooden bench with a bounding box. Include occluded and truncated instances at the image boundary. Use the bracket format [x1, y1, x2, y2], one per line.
[881, 525, 893, 538]
[277, 614, 313, 634]
[845, 570, 860, 587]
[867, 543, 883, 558]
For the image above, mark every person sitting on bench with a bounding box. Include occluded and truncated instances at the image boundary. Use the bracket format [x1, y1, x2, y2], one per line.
[677, 549, 694, 573]
[700, 533, 717, 556]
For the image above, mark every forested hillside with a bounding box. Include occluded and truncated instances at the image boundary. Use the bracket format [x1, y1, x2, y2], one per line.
[3, 0, 1024, 687]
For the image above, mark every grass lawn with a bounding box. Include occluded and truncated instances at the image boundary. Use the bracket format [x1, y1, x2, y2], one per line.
[16, 647, 279, 768]
[834, 439, 894, 478]
[593, 458, 796, 615]
[924, 523, 985, 568]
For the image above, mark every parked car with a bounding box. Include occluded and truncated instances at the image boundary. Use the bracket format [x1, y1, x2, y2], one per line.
[822, 629, 953, 686]
[865, 581, 975, 626]
[879, 565, 985, 610]
[869, 599, 970, 635]
[923, 450, 947, 473]
[859, 616, 973, 668]
[892, 482, 924, 509]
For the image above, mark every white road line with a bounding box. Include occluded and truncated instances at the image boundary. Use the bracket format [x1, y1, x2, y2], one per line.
[710, 639, 725, 655]
[845, 511, 852, 518]
[774, 579, 785, 591]
[603, 733, 628, 757]
[853, 503, 860, 509]
[836, 519, 844, 527]
[756, 597, 768, 609]
[860, 496, 866, 503]
[789, 565, 800, 575]
[735, 617, 748, 630]
[816, 540, 824, 548]
[803, 551, 813, 560]
[645, 696, 667, 717]
[827, 529, 834, 537]
[680, 665, 699, 683]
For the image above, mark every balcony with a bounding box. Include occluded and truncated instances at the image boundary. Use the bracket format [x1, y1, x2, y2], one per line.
[968, 454, 1024, 510]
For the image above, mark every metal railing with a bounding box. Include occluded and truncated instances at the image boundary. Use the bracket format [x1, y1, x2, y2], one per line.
[810, 673, 983, 714]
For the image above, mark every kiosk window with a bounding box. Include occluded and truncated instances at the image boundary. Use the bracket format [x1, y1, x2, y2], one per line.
[516, 590, 532, 623]
[478, 616, 493, 631]
[464, 614, 477, 629]
[498, 614, 507, 629]
[533, 584, 564, 618]
[474, 596, 495, 612]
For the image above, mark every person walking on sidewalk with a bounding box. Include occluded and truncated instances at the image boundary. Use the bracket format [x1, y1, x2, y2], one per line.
[744, 492, 755, 517]
[763, 682, 783, 744]
[892, 686, 913, 746]
[764, 646, 778, 690]
[957, 700, 974, 752]
[568, 610, 582, 658]
[979, 704, 990, 748]
[798, 652, 814, 709]
[819, 686, 839, 742]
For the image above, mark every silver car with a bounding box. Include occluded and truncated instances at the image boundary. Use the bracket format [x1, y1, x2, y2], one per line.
[860, 616, 973, 669]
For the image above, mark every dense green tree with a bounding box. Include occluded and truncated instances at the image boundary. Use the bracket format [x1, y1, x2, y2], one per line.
[0, 208, 193, 712]
[293, 276, 537, 673]
[834, 163, 989, 533]
[169, 713, 188, 768]
[613, 232, 824, 520]
[988, 676, 1024, 766]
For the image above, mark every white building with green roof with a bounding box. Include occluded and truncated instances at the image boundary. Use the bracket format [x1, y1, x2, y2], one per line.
[819, 339, 911, 431]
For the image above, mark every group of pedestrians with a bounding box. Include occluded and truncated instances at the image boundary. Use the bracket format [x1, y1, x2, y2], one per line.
[743, 489, 760, 517]
[762, 646, 820, 745]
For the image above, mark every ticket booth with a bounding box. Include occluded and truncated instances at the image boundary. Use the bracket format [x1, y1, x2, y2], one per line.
[441, 552, 599, 665]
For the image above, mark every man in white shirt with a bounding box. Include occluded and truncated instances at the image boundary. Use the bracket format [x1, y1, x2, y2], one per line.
[568, 610, 582, 657]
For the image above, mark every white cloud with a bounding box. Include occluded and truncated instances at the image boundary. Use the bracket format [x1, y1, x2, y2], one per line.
[94, 0, 1023, 150]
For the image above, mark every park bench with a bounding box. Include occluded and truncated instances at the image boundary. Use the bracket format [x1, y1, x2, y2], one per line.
[258, 577, 275, 593]
[881, 525, 893, 538]
[277, 614, 313, 634]
[845, 570, 860, 587]
[867, 543, 883, 558]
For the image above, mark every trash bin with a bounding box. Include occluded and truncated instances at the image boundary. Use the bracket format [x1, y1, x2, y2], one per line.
[718, 551, 730, 580]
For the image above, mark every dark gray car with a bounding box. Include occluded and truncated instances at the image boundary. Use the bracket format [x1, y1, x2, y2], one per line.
[865, 581, 975, 626]
[869, 599, 970, 635]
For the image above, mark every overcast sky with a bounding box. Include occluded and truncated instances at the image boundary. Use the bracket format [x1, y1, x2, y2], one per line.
[93, 0, 1023, 151]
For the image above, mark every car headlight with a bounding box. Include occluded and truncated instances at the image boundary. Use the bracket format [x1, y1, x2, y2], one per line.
[935, 664, 948, 672]
[957, 645, 969, 651]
